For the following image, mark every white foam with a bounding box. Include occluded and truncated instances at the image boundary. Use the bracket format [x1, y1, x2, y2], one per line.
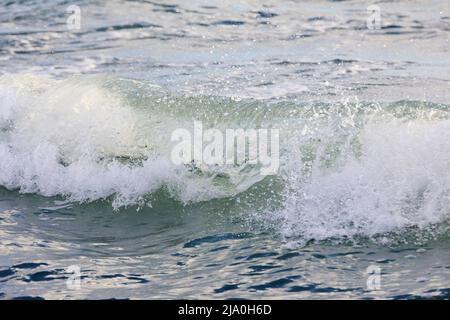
[278, 117, 450, 242]
[0, 75, 240, 208]
[0, 74, 449, 241]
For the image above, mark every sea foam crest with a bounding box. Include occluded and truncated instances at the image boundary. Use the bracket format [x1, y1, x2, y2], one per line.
[0, 74, 449, 241]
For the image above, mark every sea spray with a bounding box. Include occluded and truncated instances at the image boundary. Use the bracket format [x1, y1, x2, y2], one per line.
[0, 74, 449, 241]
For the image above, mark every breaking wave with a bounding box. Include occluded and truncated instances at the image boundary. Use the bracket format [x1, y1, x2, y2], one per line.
[0, 74, 449, 242]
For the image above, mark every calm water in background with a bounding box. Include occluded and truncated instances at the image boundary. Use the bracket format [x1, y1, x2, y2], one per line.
[0, 0, 449, 299]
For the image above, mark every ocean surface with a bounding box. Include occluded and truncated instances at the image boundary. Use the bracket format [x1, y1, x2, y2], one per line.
[0, 0, 449, 299]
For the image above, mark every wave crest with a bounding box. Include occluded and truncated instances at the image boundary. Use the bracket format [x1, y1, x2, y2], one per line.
[0, 74, 449, 241]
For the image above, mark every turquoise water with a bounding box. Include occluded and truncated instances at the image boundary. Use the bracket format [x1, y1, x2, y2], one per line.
[0, 0, 449, 299]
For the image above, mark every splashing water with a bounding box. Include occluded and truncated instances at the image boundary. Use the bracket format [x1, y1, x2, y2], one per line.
[0, 75, 449, 244]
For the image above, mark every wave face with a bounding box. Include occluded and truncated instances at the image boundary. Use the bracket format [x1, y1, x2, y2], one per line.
[0, 74, 449, 241]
